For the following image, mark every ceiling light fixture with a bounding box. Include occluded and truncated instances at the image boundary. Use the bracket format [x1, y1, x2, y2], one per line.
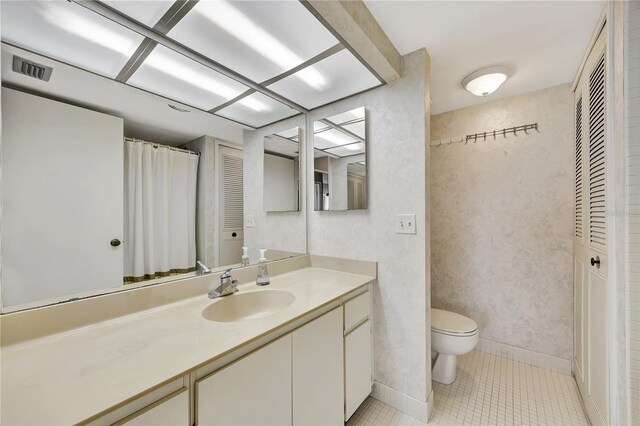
[38, 2, 139, 57]
[462, 65, 512, 97]
[317, 130, 356, 147]
[39, 2, 269, 113]
[194, 1, 328, 90]
[144, 50, 269, 112]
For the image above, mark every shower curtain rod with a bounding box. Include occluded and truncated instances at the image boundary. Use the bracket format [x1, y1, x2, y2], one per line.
[124, 137, 200, 156]
[431, 123, 539, 147]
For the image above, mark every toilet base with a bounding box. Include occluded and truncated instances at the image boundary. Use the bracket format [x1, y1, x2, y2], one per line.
[432, 353, 457, 384]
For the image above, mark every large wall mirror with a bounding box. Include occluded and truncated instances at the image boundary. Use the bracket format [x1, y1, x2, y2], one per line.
[263, 127, 301, 212]
[0, 46, 305, 312]
[313, 107, 367, 211]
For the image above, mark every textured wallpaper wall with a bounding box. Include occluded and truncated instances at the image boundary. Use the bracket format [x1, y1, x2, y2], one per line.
[306, 49, 431, 403]
[430, 84, 574, 360]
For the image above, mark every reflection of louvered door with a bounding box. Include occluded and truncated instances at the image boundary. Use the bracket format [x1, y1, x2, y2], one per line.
[574, 26, 608, 426]
[219, 146, 244, 267]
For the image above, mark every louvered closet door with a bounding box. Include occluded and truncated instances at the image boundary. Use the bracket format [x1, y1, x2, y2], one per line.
[218, 145, 244, 267]
[574, 26, 608, 426]
[574, 93, 587, 391]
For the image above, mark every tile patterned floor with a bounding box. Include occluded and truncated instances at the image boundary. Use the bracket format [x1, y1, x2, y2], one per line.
[347, 396, 425, 425]
[347, 350, 589, 426]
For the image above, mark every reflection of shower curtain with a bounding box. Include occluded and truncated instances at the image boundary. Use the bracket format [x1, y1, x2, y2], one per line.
[124, 139, 198, 283]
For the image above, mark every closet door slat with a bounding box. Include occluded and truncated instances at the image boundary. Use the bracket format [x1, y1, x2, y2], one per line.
[588, 53, 607, 251]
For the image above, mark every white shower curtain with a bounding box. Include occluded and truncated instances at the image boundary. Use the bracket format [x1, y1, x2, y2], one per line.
[124, 139, 198, 283]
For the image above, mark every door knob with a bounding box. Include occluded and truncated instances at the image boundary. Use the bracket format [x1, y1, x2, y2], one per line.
[590, 256, 600, 267]
[110, 239, 121, 247]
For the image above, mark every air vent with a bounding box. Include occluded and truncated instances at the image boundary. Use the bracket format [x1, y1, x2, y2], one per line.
[12, 56, 53, 82]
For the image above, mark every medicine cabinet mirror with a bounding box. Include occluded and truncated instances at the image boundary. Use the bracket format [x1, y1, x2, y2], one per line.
[313, 107, 367, 211]
[263, 127, 301, 212]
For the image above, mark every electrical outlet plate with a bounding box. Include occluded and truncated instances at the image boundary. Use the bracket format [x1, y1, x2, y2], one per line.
[245, 215, 255, 228]
[396, 214, 416, 234]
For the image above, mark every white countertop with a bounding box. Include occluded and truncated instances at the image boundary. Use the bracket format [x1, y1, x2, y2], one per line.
[0, 267, 374, 425]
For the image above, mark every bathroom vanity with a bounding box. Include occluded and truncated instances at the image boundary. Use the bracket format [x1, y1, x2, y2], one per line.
[0, 256, 376, 425]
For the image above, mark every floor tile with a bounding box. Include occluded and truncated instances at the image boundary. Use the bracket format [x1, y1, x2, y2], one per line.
[348, 350, 589, 426]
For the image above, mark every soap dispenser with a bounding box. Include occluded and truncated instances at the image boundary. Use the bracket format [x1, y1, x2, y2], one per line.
[241, 246, 250, 266]
[256, 249, 270, 286]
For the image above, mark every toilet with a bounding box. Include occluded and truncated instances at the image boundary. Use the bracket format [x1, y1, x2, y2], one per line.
[431, 308, 479, 384]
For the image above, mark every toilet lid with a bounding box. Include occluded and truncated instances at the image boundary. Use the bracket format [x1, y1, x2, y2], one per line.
[431, 309, 478, 335]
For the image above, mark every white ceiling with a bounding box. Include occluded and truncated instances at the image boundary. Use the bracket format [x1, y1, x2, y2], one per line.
[364, 0, 605, 115]
[2, 44, 243, 146]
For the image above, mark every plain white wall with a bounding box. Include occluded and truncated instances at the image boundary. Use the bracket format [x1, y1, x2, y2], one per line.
[431, 84, 574, 360]
[328, 156, 348, 211]
[263, 154, 297, 212]
[306, 49, 431, 405]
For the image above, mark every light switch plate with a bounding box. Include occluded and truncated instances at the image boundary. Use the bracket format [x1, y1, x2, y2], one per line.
[245, 214, 256, 228]
[396, 214, 416, 234]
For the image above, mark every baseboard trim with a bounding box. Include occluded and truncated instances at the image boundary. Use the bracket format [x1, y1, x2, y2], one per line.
[476, 338, 572, 376]
[371, 382, 428, 422]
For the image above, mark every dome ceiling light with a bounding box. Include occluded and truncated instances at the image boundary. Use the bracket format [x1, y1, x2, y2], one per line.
[462, 65, 512, 97]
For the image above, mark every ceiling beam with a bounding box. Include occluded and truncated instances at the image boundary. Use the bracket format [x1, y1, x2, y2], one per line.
[115, 0, 199, 83]
[209, 43, 344, 114]
[300, 0, 401, 84]
[318, 117, 365, 143]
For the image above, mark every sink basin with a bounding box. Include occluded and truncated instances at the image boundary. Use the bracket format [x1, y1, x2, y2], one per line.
[202, 290, 296, 322]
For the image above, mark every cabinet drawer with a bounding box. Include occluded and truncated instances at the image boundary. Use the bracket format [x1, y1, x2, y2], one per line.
[88, 378, 186, 426]
[344, 291, 370, 333]
[119, 389, 189, 426]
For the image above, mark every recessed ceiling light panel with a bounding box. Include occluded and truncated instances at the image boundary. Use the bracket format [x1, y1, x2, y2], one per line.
[462, 65, 512, 97]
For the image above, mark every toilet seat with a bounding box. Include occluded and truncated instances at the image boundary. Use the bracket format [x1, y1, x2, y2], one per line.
[431, 309, 479, 385]
[431, 308, 478, 336]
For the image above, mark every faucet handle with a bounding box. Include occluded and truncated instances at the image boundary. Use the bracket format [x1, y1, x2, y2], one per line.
[221, 268, 232, 280]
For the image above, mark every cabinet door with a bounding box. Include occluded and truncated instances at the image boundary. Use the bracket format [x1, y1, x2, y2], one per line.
[121, 390, 189, 426]
[196, 335, 292, 425]
[292, 307, 343, 425]
[345, 319, 372, 420]
[573, 25, 609, 426]
[2, 88, 123, 307]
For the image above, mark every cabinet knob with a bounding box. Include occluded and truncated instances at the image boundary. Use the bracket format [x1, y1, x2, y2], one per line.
[110, 239, 122, 247]
[590, 256, 600, 267]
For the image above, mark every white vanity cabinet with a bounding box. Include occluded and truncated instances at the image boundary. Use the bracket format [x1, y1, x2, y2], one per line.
[196, 335, 292, 425]
[344, 291, 373, 420]
[292, 307, 344, 425]
[87, 287, 372, 426]
[196, 307, 346, 426]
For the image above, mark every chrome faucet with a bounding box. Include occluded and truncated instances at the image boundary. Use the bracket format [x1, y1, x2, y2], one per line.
[196, 260, 212, 275]
[208, 269, 239, 299]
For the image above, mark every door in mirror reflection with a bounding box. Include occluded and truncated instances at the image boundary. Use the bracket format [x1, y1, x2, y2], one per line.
[313, 107, 366, 211]
[263, 127, 301, 212]
[219, 145, 244, 265]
